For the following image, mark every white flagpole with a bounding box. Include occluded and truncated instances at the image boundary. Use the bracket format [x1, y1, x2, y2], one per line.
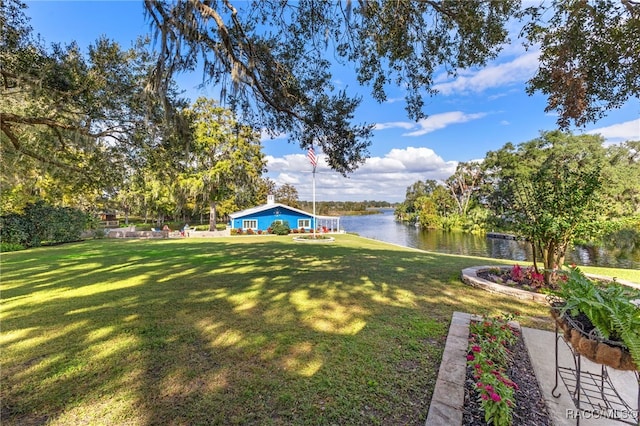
[307, 145, 317, 238]
[312, 155, 316, 238]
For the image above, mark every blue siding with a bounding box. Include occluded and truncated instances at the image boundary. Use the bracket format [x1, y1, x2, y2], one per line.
[232, 206, 315, 231]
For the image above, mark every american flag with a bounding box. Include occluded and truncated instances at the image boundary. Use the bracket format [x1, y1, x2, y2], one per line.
[307, 147, 317, 167]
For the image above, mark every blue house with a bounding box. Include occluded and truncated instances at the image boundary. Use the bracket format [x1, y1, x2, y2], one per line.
[229, 195, 340, 233]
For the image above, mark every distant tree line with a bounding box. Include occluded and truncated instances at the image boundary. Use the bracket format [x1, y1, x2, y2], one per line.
[299, 200, 393, 215]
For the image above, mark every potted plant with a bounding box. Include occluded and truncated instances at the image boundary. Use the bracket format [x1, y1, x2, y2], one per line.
[549, 268, 640, 371]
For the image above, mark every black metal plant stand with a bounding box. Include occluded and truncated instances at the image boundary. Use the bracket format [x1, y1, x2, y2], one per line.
[552, 316, 640, 426]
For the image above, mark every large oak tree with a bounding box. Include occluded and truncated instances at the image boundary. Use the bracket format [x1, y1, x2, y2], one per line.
[180, 97, 265, 230]
[1, 0, 186, 212]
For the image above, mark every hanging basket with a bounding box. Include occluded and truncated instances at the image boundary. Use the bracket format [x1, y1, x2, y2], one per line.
[549, 301, 638, 371]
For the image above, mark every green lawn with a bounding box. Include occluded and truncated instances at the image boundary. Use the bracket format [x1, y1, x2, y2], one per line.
[2, 235, 636, 425]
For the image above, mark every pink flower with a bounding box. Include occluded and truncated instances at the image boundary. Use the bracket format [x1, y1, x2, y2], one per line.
[472, 345, 481, 353]
[491, 393, 502, 402]
[484, 385, 494, 393]
[481, 394, 489, 400]
[466, 354, 475, 361]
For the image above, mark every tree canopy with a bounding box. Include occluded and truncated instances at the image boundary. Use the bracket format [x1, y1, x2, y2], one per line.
[2, 0, 639, 222]
[1, 0, 190, 213]
[524, 0, 640, 127]
[483, 130, 606, 279]
[143, 0, 520, 173]
[180, 97, 265, 230]
[144, 0, 639, 160]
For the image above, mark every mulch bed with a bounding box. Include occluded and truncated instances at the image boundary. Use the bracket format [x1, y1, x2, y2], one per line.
[476, 268, 549, 292]
[462, 330, 552, 425]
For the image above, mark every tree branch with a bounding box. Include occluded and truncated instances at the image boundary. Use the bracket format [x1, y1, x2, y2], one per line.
[194, 1, 304, 121]
[0, 120, 84, 172]
[0, 112, 118, 139]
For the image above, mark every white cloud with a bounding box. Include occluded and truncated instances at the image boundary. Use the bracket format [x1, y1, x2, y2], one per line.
[586, 119, 640, 143]
[374, 121, 415, 131]
[265, 146, 457, 202]
[434, 51, 539, 95]
[266, 153, 328, 173]
[403, 111, 487, 136]
[384, 97, 405, 104]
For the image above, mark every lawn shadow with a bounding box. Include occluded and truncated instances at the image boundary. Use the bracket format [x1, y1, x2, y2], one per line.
[1, 237, 549, 424]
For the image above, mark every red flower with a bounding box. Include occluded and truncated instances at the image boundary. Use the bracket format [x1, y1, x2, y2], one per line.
[472, 345, 481, 353]
[491, 393, 502, 402]
[466, 354, 475, 361]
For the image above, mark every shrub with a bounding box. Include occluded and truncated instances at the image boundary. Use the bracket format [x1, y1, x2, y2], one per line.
[247, 228, 255, 235]
[1, 242, 25, 252]
[0, 200, 88, 248]
[269, 221, 290, 235]
[92, 228, 107, 239]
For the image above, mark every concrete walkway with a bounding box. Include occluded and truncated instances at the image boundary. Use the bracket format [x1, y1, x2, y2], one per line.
[426, 312, 639, 425]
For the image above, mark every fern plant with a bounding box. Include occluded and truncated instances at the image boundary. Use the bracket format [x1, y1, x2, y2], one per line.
[556, 268, 640, 368]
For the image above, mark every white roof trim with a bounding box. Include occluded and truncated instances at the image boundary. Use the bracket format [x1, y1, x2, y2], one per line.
[229, 202, 338, 219]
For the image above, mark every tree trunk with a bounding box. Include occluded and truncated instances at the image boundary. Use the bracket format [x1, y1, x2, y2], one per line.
[531, 241, 538, 272]
[543, 242, 557, 285]
[556, 241, 568, 270]
[209, 201, 217, 231]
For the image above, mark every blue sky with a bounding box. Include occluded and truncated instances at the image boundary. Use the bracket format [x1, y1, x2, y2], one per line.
[25, 1, 640, 202]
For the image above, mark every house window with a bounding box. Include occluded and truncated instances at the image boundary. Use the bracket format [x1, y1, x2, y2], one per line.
[242, 220, 258, 229]
[298, 219, 311, 228]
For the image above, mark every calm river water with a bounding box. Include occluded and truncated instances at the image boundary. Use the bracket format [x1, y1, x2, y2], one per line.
[339, 209, 640, 270]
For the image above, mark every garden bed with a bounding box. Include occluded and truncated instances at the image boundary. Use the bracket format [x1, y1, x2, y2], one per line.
[463, 329, 551, 425]
[460, 266, 549, 304]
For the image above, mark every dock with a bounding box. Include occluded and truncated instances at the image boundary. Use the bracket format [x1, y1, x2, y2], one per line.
[486, 232, 523, 240]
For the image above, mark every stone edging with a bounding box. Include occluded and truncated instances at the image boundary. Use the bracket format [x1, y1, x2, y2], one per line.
[461, 266, 549, 304]
[425, 312, 479, 425]
[425, 311, 521, 426]
[292, 236, 335, 243]
[461, 266, 639, 304]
